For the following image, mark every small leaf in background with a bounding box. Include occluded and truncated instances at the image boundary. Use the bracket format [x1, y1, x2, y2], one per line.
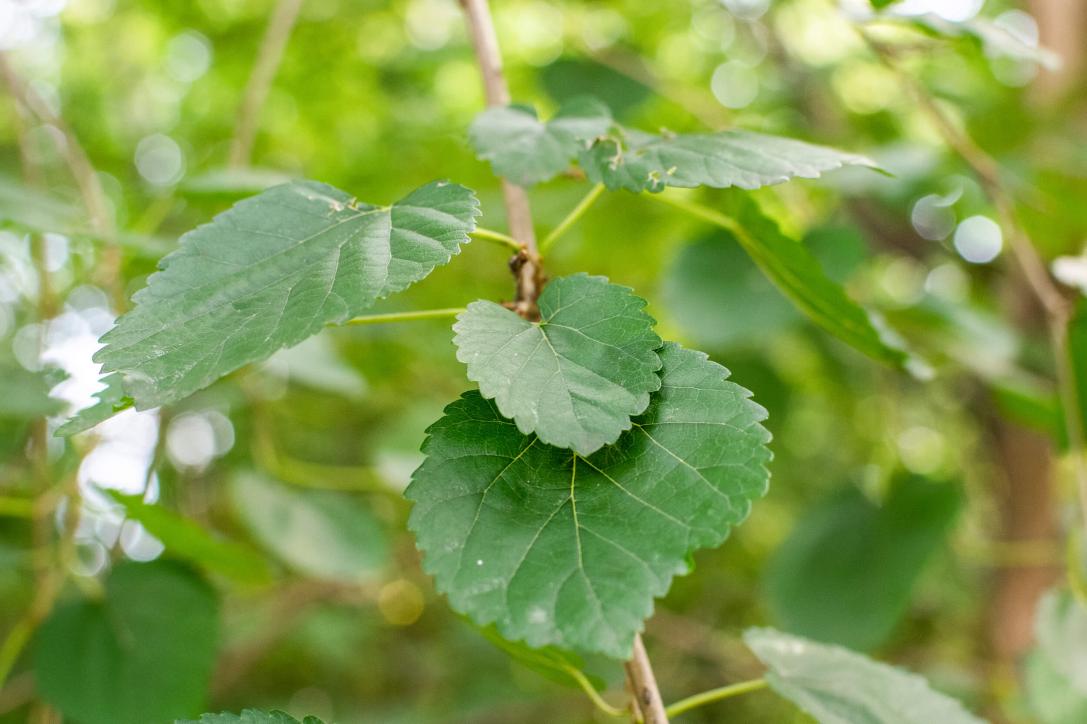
[0, 358, 64, 419]
[263, 332, 368, 400]
[744, 627, 987, 724]
[454, 273, 662, 456]
[0, 173, 85, 236]
[540, 58, 651, 119]
[1034, 588, 1087, 695]
[475, 623, 605, 692]
[35, 561, 220, 724]
[86, 180, 479, 418]
[55, 372, 133, 437]
[230, 472, 388, 582]
[895, 13, 1061, 70]
[468, 97, 612, 186]
[178, 711, 324, 724]
[180, 167, 295, 198]
[663, 231, 798, 350]
[717, 192, 921, 373]
[581, 129, 878, 193]
[1025, 651, 1087, 724]
[764, 478, 962, 651]
[408, 343, 771, 658]
[107, 490, 272, 584]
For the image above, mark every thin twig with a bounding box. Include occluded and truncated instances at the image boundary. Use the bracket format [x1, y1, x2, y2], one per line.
[229, 0, 305, 167]
[0, 53, 123, 309]
[540, 183, 606, 254]
[473, 227, 522, 251]
[625, 634, 669, 723]
[664, 678, 768, 718]
[861, 32, 1087, 528]
[458, 0, 543, 319]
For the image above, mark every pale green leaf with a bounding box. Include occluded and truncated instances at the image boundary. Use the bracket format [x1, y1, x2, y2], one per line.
[1025, 652, 1087, 724]
[0, 359, 64, 419]
[1035, 588, 1087, 695]
[765, 479, 961, 651]
[899, 14, 1061, 70]
[453, 273, 662, 456]
[106, 490, 272, 584]
[88, 180, 478, 415]
[181, 167, 295, 197]
[230, 472, 388, 582]
[35, 561, 220, 724]
[55, 372, 133, 437]
[408, 343, 771, 658]
[469, 98, 612, 186]
[744, 628, 986, 724]
[711, 192, 921, 372]
[178, 710, 324, 724]
[581, 128, 878, 193]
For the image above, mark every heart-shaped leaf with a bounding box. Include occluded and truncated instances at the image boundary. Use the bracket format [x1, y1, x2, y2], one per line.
[454, 273, 663, 456]
[408, 343, 771, 658]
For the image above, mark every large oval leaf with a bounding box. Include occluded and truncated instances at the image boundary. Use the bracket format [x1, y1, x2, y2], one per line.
[407, 343, 771, 658]
[86, 180, 478, 415]
[35, 561, 220, 724]
[744, 628, 986, 724]
[453, 273, 662, 456]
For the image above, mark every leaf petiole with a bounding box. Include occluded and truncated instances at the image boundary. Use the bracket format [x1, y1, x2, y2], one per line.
[664, 678, 769, 718]
[472, 227, 522, 251]
[342, 308, 466, 326]
[540, 182, 606, 254]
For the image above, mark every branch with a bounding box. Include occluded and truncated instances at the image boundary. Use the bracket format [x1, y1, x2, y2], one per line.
[458, 0, 543, 319]
[625, 634, 669, 723]
[229, 0, 305, 168]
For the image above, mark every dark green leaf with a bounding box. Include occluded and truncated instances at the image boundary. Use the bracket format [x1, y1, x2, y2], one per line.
[230, 472, 388, 582]
[408, 343, 771, 657]
[475, 623, 603, 691]
[0, 359, 63, 419]
[764, 479, 962, 651]
[35, 561, 220, 724]
[177, 711, 324, 724]
[744, 628, 987, 724]
[106, 490, 272, 584]
[454, 273, 662, 456]
[469, 98, 612, 186]
[581, 129, 877, 193]
[87, 180, 478, 417]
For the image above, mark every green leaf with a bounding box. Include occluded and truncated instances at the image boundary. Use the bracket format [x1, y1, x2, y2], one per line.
[764, 479, 962, 651]
[0, 174, 85, 235]
[707, 192, 920, 372]
[87, 179, 479, 416]
[0, 358, 64, 419]
[1035, 588, 1087, 695]
[900, 14, 1061, 70]
[177, 711, 324, 724]
[181, 167, 295, 197]
[744, 628, 987, 724]
[106, 490, 272, 584]
[230, 472, 388, 582]
[35, 561, 220, 724]
[475, 623, 603, 691]
[55, 372, 134, 437]
[454, 274, 662, 456]
[469, 98, 613, 186]
[407, 343, 771, 658]
[581, 128, 878, 193]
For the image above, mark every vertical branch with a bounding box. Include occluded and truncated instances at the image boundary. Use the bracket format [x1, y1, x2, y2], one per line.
[0, 53, 123, 309]
[458, 0, 543, 319]
[625, 634, 669, 723]
[228, 0, 305, 168]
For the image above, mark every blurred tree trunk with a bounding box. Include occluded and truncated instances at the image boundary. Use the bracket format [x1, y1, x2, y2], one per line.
[1028, 0, 1087, 103]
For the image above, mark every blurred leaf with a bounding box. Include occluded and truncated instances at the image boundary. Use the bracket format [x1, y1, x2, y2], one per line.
[0, 359, 63, 419]
[744, 628, 987, 723]
[802, 225, 869, 284]
[710, 192, 920, 372]
[540, 58, 651, 119]
[89, 180, 479, 414]
[1025, 651, 1087, 724]
[469, 98, 612, 186]
[55, 372, 134, 437]
[1067, 300, 1087, 444]
[1035, 588, 1087, 695]
[764, 478, 962, 651]
[453, 273, 662, 455]
[475, 623, 604, 691]
[899, 14, 1061, 70]
[230, 472, 388, 582]
[35, 561, 219, 724]
[408, 343, 771, 658]
[582, 129, 878, 193]
[0, 174, 84, 235]
[663, 231, 798, 350]
[181, 168, 295, 198]
[106, 490, 272, 584]
[178, 711, 324, 724]
[263, 332, 367, 399]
